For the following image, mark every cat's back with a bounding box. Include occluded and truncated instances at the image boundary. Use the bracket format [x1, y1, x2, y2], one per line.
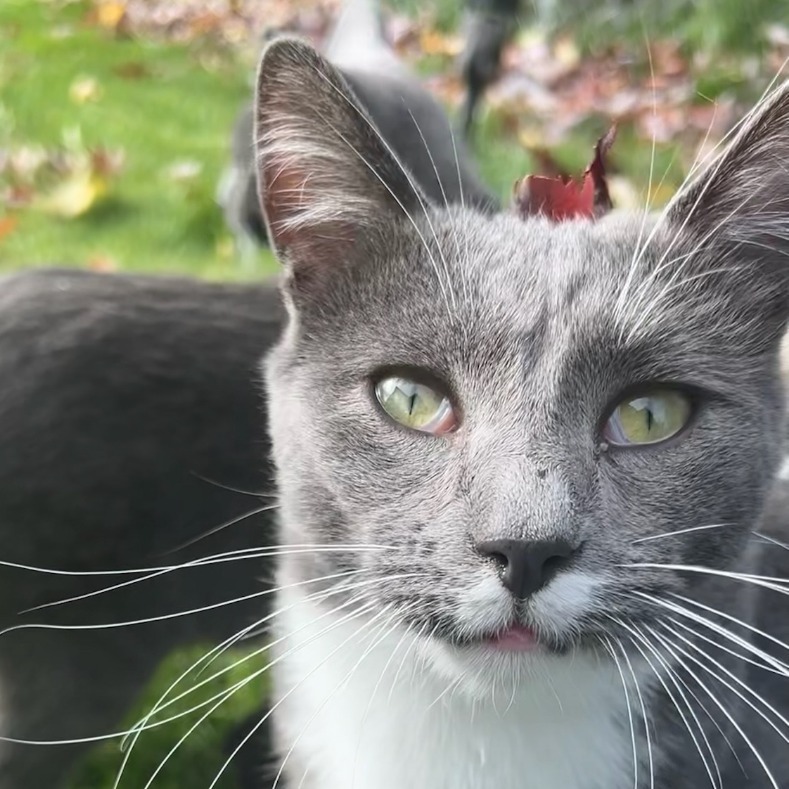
[0, 266, 281, 343]
[0, 266, 283, 568]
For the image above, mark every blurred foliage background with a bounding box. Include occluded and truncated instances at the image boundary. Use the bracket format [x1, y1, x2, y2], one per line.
[1, 0, 787, 786]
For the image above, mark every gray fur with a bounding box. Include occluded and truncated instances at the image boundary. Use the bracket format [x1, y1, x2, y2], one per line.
[258, 37, 789, 787]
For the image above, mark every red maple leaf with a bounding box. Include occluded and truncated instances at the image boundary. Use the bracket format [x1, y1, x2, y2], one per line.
[513, 125, 617, 222]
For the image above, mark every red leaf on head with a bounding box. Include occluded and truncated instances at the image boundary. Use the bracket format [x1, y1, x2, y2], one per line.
[513, 125, 617, 223]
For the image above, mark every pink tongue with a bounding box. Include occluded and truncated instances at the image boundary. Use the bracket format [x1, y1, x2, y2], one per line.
[487, 625, 539, 652]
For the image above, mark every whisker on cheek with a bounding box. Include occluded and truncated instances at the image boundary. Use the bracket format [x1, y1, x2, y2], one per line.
[127, 593, 384, 789]
[612, 617, 724, 788]
[208, 602, 390, 789]
[630, 523, 733, 544]
[7, 544, 395, 616]
[648, 625, 780, 789]
[1, 567, 373, 637]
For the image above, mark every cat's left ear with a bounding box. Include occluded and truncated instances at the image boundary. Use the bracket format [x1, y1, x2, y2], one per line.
[254, 38, 427, 295]
[667, 80, 789, 334]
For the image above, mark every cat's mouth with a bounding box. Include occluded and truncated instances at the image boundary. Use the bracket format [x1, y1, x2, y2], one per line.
[447, 622, 558, 655]
[480, 624, 541, 653]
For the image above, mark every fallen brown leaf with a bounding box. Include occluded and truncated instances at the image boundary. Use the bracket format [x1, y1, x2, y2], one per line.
[92, 0, 127, 31]
[419, 28, 462, 58]
[113, 61, 150, 79]
[87, 254, 119, 272]
[69, 75, 103, 105]
[36, 169, 107, 218]
[0, 215, 18, 241]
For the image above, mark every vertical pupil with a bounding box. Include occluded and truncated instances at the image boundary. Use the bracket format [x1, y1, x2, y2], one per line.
[645, 406, 654, 432]
[408, 391, 417, 415]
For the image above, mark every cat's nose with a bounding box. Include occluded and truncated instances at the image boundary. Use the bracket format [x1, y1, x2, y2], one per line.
[476, 538, 575, 598]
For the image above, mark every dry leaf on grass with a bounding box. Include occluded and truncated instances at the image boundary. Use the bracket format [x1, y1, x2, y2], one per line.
[69, 75, 103, 104]
[35, 168, 108, 218]
[95, 0, 127, 29]
[0, 216, 18, 241]
[87, 254, 120, 271]
[419, 28, 462, 57]
[1, 134, 124, 219]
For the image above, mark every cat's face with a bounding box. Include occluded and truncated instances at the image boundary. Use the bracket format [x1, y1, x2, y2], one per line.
[257, 41, 789, 689]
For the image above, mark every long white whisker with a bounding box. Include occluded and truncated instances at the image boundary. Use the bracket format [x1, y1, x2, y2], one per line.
[0, 542, 395, 579]
[0, 615, 311, 748]
[600, 634, 639, 789]
[655, 619, 789, 775]
[160, 501, 280, 553]
[753, 532, 789, 551]
[637, 592, 789, 675]
[613, 616, 722, 788]
[618, 631, 655, 789]
[112, 612, 272, 788]
[0, 579, 393, 748]
[621, 562, 789, 592]
[647, 624, 780, 789]
[1, 568, 365, 635]
[140, 600, 378, 789]
[631, 523, 730, 544]
[667, 613, 787, 677]
[190, 471, 276, 499]
[207, 604, 390, 789]
[113, 577, 383, 784]
[18, 546, 388, 614]
[661, 621, 789, 740]
[130, 574, 422, 724]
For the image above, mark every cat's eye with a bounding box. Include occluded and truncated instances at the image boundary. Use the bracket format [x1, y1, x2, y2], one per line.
[374, 376, 457, 435]
[603, 389, 692, 447]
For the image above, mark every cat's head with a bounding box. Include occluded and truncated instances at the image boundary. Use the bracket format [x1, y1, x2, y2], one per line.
[256, 39, 789, 690]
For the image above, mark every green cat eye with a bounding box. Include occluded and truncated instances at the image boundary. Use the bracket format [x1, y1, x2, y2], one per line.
[374, 376, 457, 435]
[603, 389, 692, 447]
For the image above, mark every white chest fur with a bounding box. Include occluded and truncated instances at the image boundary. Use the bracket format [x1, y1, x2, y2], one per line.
[271, 587, 639, 789]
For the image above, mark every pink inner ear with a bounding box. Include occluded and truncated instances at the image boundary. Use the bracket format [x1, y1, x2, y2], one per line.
[262, 157, 356, 284]
[262, 158, 310, 245]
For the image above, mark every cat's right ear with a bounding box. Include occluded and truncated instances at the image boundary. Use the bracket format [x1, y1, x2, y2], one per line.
[254, 38, 426, 295]
[665, 79, 789, 338]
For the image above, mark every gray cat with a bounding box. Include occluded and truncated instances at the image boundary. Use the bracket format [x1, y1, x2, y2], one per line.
[255, 36, 789, 788]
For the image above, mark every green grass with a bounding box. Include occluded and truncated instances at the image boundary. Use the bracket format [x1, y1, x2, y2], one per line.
[1, 0, 771, 283]
[0, 0, 276, 279]
[68, 645, 269, 789]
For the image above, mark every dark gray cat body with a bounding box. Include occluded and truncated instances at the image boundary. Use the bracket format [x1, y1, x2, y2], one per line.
[254, 37, 789, 788]
[0, 270, 282, 787]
